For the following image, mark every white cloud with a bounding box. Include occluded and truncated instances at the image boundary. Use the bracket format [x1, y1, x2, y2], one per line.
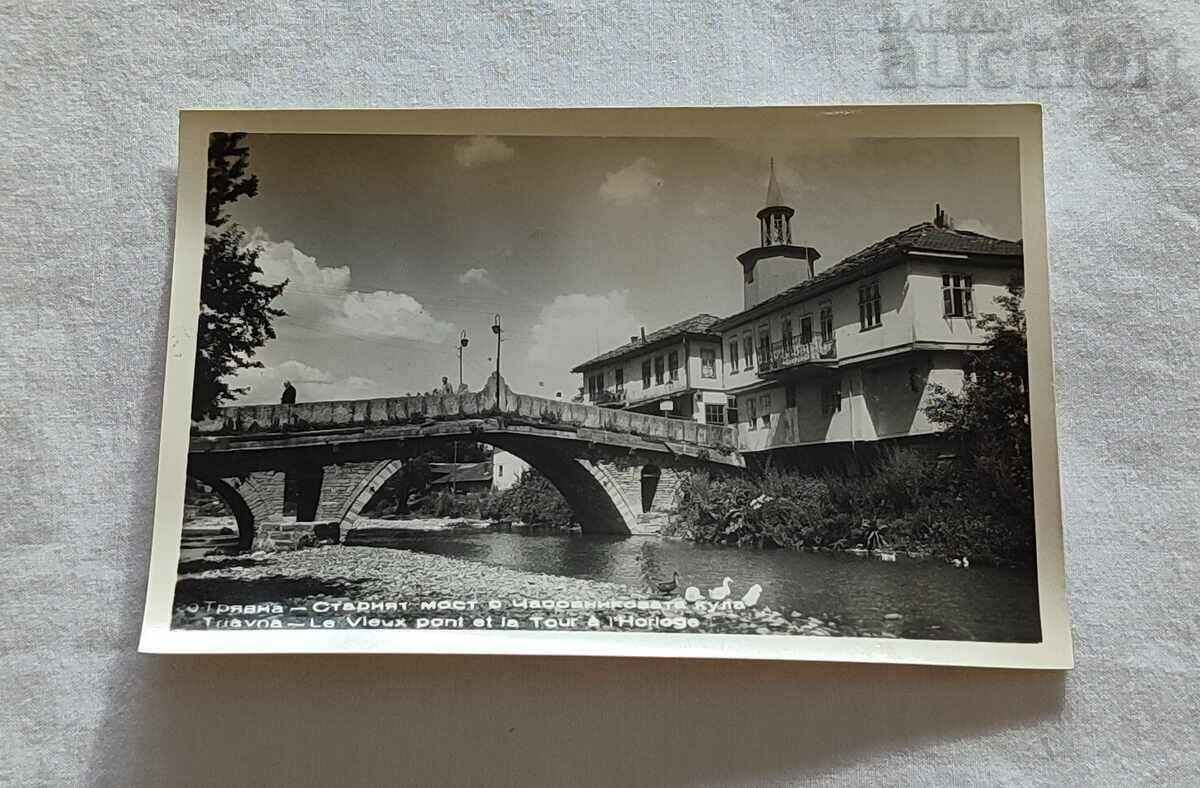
[272, 360, 333, 384]
[333, 290, 454, 343]
[247, 231, 454, 344]
[954, 217, 1000, 238]
[458, 267, 499, 289]
[229, 360, 385, 403]
[599, 158, 663, 206]
[527, 291, 641, 381]
[453, 135, 514, 168]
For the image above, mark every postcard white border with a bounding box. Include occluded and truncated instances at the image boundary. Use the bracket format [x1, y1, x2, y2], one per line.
[140, 105, 1072, 669]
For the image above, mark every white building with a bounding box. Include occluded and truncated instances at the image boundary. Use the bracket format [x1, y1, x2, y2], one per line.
[571, 161, 1024, 470]
[570, 314, 732, 425]
[491, 449, 530, 491]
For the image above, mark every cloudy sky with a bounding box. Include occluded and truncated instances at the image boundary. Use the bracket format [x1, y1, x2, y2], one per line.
[219, 133, 1021, 404]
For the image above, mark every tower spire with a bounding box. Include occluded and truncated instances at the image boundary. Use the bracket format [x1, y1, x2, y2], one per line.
[757, 158, 794, 246]
[765, 157, 785, 208]
[737, 159, 821, 309]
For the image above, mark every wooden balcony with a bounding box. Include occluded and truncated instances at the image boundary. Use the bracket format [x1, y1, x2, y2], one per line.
[758, 338, 837, 375]
[589, 389, 627, 407]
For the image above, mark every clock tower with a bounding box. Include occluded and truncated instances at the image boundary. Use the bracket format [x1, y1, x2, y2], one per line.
[737, 158, 821, 309]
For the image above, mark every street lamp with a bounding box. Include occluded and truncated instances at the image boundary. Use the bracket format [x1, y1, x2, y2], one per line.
[491, 314, 502, 408]
[452, 329, 470, 493]
[457, 329, 469, 390]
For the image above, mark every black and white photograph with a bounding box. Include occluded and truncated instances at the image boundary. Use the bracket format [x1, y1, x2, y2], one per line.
[142, 107, 1069, 665]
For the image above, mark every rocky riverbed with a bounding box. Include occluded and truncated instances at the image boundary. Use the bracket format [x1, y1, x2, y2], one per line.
[172, 544, 840, 636]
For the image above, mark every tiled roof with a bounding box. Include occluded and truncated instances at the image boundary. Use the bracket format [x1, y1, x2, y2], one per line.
[431, 461, 493, 485]
[714, 223, 1022, 330]
[571, 313, 723, 372]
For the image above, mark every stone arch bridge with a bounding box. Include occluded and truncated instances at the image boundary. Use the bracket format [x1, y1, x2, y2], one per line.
[187, 376, 744, 551]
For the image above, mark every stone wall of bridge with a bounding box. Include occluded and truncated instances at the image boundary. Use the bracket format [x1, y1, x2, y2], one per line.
[194, 452, 698, 550]
[192, 374, 739, 461]
[315, 462, 380, 522]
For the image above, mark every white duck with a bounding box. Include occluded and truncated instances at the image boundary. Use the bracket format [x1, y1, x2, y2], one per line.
[741, 584, 763, 606]
[707, 577, 733, 601]
[684, 586, 703, 603]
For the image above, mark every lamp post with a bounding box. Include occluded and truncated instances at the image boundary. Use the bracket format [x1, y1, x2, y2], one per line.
[491, 313, 502, 409]
[457, 329, 469, 390]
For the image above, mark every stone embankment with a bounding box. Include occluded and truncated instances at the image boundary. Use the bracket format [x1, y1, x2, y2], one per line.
[172, 545, 837, 636]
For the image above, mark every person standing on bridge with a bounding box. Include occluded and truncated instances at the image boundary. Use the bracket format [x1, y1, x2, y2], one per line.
[281, 380, 297, 405]
[440, 376, 454, 395]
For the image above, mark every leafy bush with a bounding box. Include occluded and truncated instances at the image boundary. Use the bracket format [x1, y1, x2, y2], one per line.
[493, 469, 575, 528]
[668, 448, 1035, 566]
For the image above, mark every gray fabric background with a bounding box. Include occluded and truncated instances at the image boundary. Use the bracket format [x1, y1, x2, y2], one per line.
[2, 2, 1197, 785]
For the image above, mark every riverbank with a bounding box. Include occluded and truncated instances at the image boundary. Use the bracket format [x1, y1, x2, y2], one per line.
[668, 457, 1037, 568]
[172, 544, 839, 636]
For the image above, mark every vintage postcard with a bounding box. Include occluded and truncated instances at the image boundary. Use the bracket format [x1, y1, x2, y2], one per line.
[140, 106, 1072, 668]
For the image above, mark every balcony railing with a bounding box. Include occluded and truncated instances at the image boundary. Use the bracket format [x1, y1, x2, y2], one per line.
[588, 389, 627, 405]
[758, 338, 837, 374]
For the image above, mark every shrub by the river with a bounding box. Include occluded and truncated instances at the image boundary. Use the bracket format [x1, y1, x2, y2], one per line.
[494, 469, 575, 528]
[414, 489, 501, 520]
[667, 448, 1035, 566]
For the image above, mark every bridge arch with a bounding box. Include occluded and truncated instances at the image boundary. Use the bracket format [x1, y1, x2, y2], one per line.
[332, 437, 642, 536]
[186, 472, 285, 552]
[336, 459, 406, 531]
[640, 464, 661, 513]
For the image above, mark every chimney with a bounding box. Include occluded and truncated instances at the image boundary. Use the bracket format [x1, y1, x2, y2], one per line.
[630, 335, 639, 344]
[640, 327, 647, 343]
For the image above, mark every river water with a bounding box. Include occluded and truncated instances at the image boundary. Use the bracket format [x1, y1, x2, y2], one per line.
[355, 526, 1041, 642]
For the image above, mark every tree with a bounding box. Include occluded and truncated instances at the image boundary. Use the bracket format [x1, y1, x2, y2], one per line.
[925, 276, 1033, 526]
[192, 132, 287, 420]
[361, 456, 434, 517]
[497, 469, 575, 527]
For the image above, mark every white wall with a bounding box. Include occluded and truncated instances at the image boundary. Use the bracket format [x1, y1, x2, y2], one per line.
[579, 337, 724, 414]
[743, 251, 813, 309]
[720, 254, 1028, 452]
[908, 258, 1020, 346]
[491, 450, 530, 491]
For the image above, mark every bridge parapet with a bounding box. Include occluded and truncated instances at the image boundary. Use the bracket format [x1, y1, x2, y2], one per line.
[193, 376, 738, 455]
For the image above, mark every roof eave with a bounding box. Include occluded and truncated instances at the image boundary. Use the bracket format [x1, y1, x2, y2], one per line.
[712, 249, 906, 332]
[571, 330, 723, 372]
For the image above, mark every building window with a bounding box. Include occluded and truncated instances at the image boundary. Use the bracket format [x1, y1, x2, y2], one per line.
[704, 403, 726, 425]
[654, 355, 665, 385]
[727, 396, 739, 425]
[759, 394, 772, 428]
[700, 348, 716, 379]
[859, 281, 882, 330]
[728, 340, 739, 372]
[746, 396, 757, 429]
[642, 359, 651, 388]
[781, 316, 794, 353]
[800, 315, 813, 346]
[743, 334, 755, 370]
[587, 373, 604, 401]
[821, 383, 842, 415]
[668, 351, 680, 382]
[785, 382, 797, 408]
[820, 305, 834, 344]
[614, 368, 624, 394]
[757, 324, 771, 365]
[942, 273, 974, 317]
